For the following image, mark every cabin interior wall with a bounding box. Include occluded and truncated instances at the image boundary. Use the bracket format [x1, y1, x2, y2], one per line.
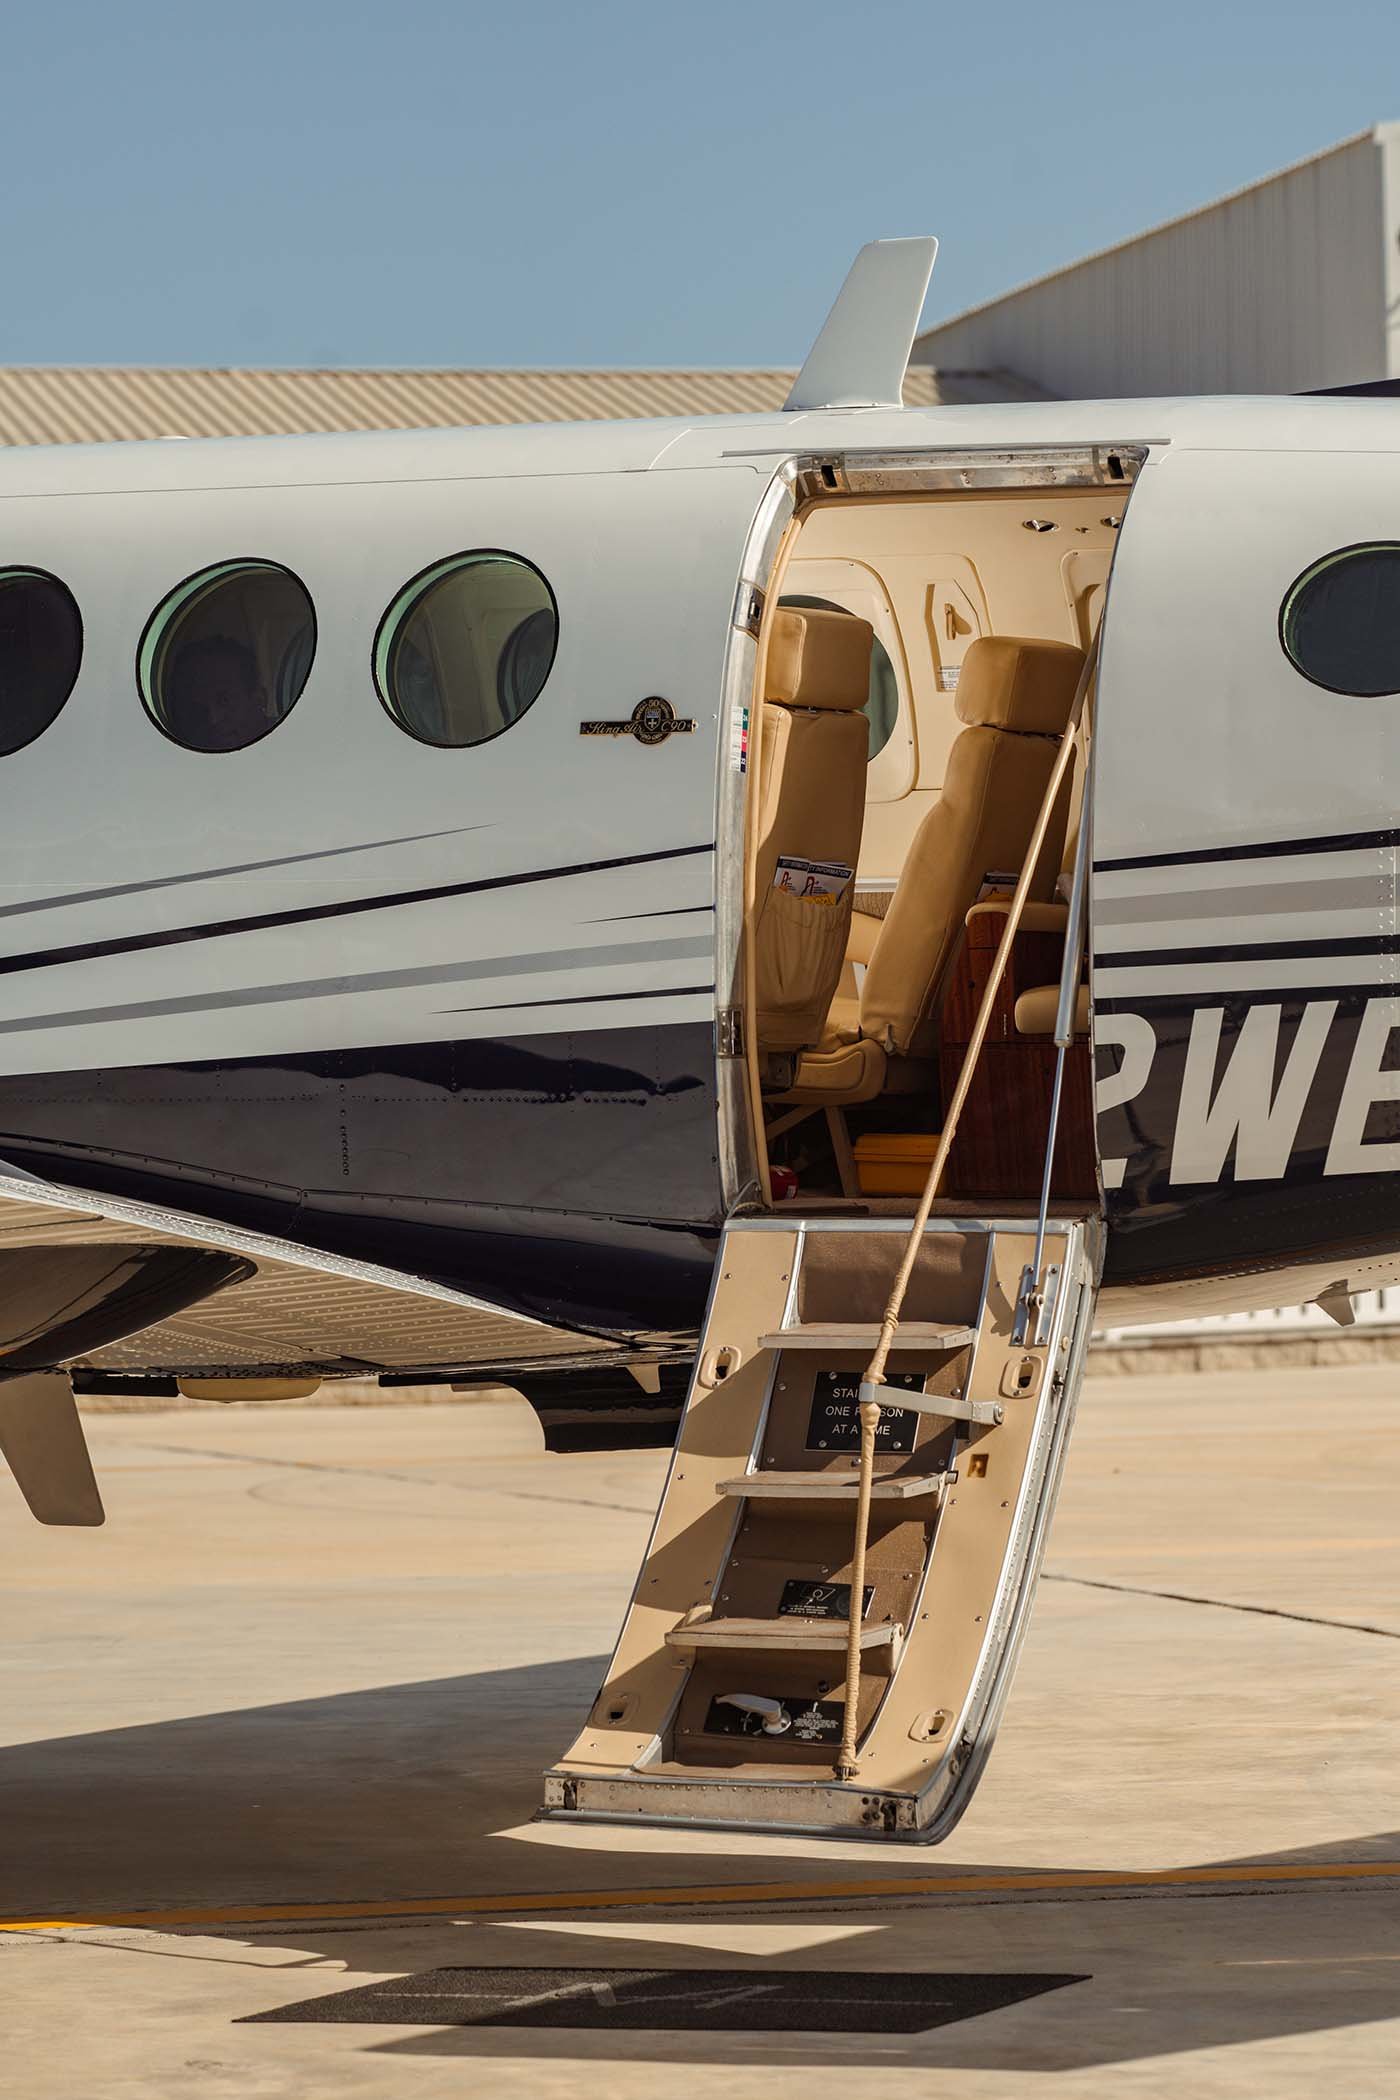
[784, 487, 1119, 884]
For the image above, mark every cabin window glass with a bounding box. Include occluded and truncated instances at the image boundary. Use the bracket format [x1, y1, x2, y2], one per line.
[138, 560, 316, 752]
[1280, 544, 1400, 697]
[0, 568, 83, 756]
[779, 593, 898, 759]
[373, 551, 558, 748]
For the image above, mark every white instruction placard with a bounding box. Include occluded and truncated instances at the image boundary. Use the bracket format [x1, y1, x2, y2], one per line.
[773, 856, 853, 904]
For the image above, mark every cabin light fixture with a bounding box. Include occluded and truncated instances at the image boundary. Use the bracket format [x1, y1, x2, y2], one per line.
[1022, 518, 1057, 533]
[1102, 515, 1123, 529]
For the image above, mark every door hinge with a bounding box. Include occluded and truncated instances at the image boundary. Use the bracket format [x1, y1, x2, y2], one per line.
[733, 582, 765, 637]
[717, 1007, 745, 1058]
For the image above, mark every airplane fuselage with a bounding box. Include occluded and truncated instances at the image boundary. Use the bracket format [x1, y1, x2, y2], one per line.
[0, 395, 1398, 1347]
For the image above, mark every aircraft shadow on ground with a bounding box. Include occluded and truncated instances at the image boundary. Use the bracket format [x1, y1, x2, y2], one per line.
[0, 1657, 609, 1912]
[4, 1656, 1398, 2072]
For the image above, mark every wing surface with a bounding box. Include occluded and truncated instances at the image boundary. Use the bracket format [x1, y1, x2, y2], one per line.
[0, 1166, 620, 1387]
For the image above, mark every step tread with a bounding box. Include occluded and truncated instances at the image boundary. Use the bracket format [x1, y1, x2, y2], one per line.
[716, 1469, 950, 1502]
[757, 1322, 976, 1352]
[664, 1615, 901, 1653]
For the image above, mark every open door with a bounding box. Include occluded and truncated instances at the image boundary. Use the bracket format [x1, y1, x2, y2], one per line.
[545, 1207, 1098, 1839]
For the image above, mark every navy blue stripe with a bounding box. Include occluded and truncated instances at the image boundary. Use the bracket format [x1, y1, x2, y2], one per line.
[1094, 983, 1397, 1010]
[587, 904, 716, 923]
[1095, 933, 1400, 970]
[1093, 823, 1400, 876]
[0, 842, 714, 982]
[444, 984, 715, 1014]
[0, 825, 482, 923]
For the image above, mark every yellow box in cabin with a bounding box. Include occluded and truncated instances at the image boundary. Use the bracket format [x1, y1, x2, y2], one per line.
[852, 1132, 942, 1196]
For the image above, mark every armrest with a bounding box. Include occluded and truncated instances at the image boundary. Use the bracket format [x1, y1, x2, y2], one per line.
[1015, 984, 1091, 1037]
[965, 899, 1069, 935]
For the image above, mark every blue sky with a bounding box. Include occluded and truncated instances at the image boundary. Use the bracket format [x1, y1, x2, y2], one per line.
[4, 1, 1397, 368]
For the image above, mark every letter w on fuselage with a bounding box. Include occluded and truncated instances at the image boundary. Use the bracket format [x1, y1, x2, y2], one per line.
[1170, 1002, 1337, 1183]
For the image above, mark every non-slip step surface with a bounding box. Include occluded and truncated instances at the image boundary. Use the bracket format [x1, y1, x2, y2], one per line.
[715, 1470, 950, 1502]
[757, 1322, 976, 1353]
[664, 1616, 902, 1654]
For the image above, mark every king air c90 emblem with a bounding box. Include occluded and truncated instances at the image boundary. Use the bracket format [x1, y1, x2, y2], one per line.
[580, 696, 696, 746]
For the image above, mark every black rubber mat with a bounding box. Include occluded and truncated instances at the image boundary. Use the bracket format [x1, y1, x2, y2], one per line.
[246, 1965, 1088, 2032]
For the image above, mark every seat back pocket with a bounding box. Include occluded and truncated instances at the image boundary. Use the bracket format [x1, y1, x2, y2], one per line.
[755, 882, 852, 1051]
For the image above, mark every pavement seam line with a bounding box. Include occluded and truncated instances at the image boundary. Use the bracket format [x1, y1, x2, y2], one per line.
[1042, 1570, 1400, 1640]
[123, 1438, 654, 1518]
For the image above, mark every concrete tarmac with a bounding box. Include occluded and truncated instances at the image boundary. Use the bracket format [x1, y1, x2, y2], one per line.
[3, 1362, 1400, 2096]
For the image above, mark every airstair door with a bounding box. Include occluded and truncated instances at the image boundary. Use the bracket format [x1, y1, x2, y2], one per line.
[545, 1207, 1099, 1840]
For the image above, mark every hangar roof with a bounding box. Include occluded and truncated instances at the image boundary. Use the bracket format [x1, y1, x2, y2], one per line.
[0, 361, 1049, 447]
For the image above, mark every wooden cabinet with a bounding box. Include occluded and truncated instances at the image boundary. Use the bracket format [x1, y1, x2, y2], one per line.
[937, 908, 1097, 1201]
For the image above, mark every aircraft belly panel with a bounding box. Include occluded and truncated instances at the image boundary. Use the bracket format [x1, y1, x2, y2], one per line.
[0, 1018, 721, 1334]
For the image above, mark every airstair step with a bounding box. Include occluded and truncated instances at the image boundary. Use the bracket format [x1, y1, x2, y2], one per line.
[664, 1615, 902, 1655]
[757, 1322, 976, 1353]
[546, 1210, 1097, 1841]
[715, 1469, 950, 1503]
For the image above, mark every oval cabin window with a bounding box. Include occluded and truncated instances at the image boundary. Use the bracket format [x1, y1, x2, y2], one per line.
[373, 551, 558, 748]
[0, 568, 83, 755]
[779, 592, 899, 759]
[138, 560, 316, 752]
[1280, 543, 1400, 697]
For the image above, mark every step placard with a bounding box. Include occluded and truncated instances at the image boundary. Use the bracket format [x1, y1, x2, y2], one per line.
[806, 1368, 924, 1453]
[778, 1578, 874, 1620]
[703, 1694, 846, 1744]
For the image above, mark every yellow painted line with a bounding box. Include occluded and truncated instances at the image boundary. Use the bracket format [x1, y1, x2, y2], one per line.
[5, 1859, 1400, 1934]
[1056, 1538, 1400, 1563]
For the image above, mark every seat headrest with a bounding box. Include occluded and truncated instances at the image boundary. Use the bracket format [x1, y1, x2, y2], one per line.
[954, 636, 1084, 735]
[765, 606, 874, 711]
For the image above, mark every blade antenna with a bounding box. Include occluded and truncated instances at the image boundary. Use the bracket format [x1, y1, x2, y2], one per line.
[784, 237, 938, 413]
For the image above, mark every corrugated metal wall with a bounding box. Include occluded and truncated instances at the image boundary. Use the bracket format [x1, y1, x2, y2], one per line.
[913, 126, 1398, 399]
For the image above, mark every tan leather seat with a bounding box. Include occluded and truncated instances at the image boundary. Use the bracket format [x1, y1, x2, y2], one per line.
[772, 635, 1083, 1103]
[753, 607, 872, 1053]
